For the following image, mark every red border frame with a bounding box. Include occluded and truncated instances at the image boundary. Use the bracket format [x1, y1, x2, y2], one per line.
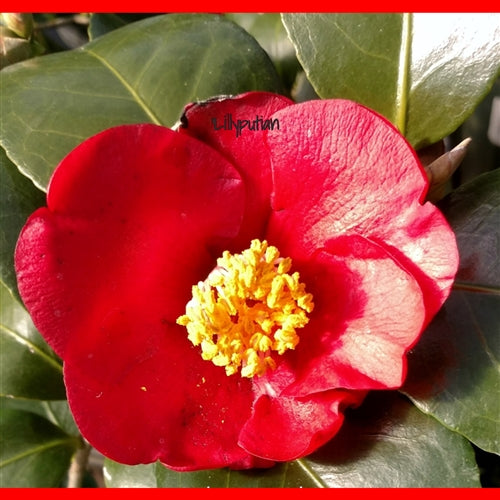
[2, 5, 498, 494]
[4, 3, 500, 13]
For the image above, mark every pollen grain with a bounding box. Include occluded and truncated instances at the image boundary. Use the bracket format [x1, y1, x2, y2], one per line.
[176, 239, 314, 378]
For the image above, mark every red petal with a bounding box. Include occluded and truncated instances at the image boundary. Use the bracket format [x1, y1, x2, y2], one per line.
[15, 124, 263, 469]
[239, 236, 423, 460]
[179, 92, 293, 249]
[64, 310, 270, 469]
[266, 99, 458, 322]
[276, 234, 425, 396]
[15, 124, 244, 357]
[239, 389, 365, 462]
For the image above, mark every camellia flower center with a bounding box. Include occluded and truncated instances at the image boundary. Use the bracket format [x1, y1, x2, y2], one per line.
[176, 239, 314, 378]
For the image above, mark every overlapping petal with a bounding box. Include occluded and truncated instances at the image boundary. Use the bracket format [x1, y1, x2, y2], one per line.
[14, 93, 458, 471]
[15, 124, 267, 468]
[265, 99, 458, 323]
[260, 235, 425, 398]
[64, 310, 269, 469]
[179, 92, 293, 249]
[239, 389, 365, 461]
[16, 125, 245, 357]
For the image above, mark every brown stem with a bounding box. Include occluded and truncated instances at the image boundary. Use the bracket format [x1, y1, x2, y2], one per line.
[67, 440, 92, 488]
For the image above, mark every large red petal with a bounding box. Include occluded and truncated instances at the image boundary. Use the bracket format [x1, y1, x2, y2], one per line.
[239, 236, 424, 460]
[266, 99, 458, 322]
[239, 388, 365, 462]
[179, 91, 293, 249]
[64, 311, 271, 470]
[15, 124, 244, 357]
[15, 124, 265, 469]
[270, 234, 426, 396]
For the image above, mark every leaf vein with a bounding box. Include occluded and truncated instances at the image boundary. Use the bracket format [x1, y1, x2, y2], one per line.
[0, 438, 75, 468]
[295, 458, 329, 488]
[0, 323, 63, 373]
[85, 48, 162, 125]
[332, 18, 393, 63]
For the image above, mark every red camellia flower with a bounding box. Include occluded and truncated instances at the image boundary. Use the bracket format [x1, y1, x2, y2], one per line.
[15, 92, 458, 471]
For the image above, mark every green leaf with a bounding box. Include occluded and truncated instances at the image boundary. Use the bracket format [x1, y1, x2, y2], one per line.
[282, 13, 500, 148]
[41, 400, 79, 436]
[104, 392, 479, 487]
[88, 13, 127, 39]
[104, 460, 326, 488]
[1, 398, 79, 437]
[0, 281, 65, 400]
[0, 406, 79, 487]
[103, 460, 158, 487]
[87, 14, 158, 40]
[155, 460, 324, 488]
[302, 392, 480, 487]
[0, 147, 46, 300]
[0, 13, 283, 190]
[226, 13, 301, 91]
[444, 169, 500, 291]
[403, 170, 500, 454]
[455, 79, 500, 183]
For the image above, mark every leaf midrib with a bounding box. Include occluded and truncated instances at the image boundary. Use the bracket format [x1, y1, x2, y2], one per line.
[85, 47, 162, 126]
[394, 13, 412, 135]
[0, 437, 77, 467]
[295, 458, 329, 487]
[0, 323, 63, 373]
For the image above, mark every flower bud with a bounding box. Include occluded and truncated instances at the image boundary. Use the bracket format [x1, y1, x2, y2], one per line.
[1, 13, 33, 39]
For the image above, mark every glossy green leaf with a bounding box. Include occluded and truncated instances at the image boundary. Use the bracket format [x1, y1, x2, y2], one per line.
[403, 170, 500, 454]
[41, 400, 79, 436]
[443, 169, 500, 291]
[0, 13, 282, 190]
[282, 13, 500, 148]
[0, 406, 79, 487]
[88, 14, 156, 40]
[454, 79, 500, 184]
[0, 281, 65, 400]
[155, 460, 324, 488]
[1, 397, 79, 437]
[226, 13, 301, 91]
[103, 460, 158, 487]
[104, 392, 480, 487]
[301, 392, 480, 487]
[87, 12, 174, 40]
[0, 147, 46, 300]
[88, 13, 127, 39]
[292, 71, 320, 103]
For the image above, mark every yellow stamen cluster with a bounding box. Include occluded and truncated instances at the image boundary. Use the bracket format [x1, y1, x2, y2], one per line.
[176, 239, 314, 378]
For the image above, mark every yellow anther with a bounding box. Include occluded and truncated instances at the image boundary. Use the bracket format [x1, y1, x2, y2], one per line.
[176, 240, 314, 378]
